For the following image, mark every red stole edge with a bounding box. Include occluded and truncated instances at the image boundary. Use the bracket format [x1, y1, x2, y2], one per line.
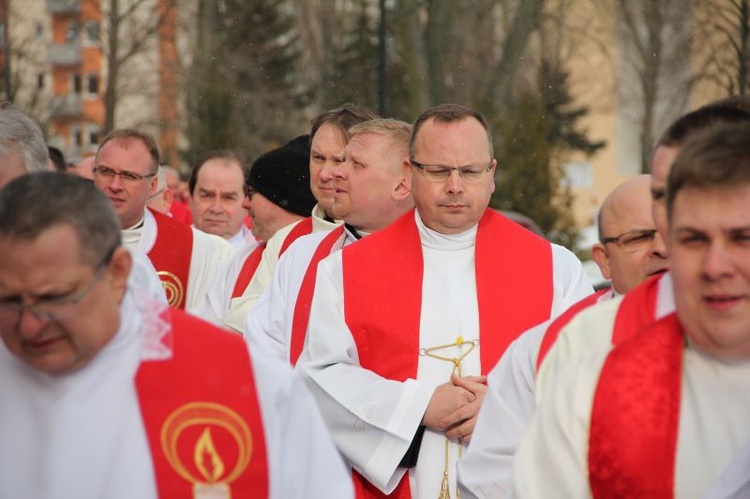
[232, 243, 267, 298]
[289, 226, 346, 365]
[611, 274, 662, 345]
[536, 288, 610, 372]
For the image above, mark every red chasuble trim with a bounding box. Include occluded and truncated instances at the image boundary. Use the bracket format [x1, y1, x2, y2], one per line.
[232, 243, 267, 299]
[342, 209, 554, 498]
[289, 226, 345, 365]
[588, 313, 683, 498]
[147, 208, 194, 309]
[135, 309, 269, 498]
[611, 273, 661, 345]
[279, 217, 313, 255]
[536, 288, 610, 371]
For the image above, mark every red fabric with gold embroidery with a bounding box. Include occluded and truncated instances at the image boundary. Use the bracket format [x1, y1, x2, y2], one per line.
[147, 208, 194, 309]
[289, 226, 345, 365]
[135, 309, 269, 498]
[588, 313, 683, 498]
[342, 209, 554, 498]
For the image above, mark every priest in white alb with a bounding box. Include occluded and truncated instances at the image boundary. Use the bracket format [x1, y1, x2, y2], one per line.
[0, 172, 352, 499]
[515, 122, 750, 499]
[299, 104, 592, 498]
[245, 118, 414, 364]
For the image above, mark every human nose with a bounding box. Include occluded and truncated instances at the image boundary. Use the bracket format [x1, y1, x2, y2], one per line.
[108, 173, 125, 190]
[321, 159, 341, 181]
[444, 169, 464, 193]
[16, 306, 49, 339]
[331, 159, 348, 180]
[702, 242, 734, 280]
[650, 231, 669, 259]
[209, 196, 223, 212]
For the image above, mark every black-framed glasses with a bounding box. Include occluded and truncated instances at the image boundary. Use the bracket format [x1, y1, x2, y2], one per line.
[601, 229, 658, 253]
[93, 166, 156, 183]
[0, 243, 118, 328]
[409, 159, 493, 183]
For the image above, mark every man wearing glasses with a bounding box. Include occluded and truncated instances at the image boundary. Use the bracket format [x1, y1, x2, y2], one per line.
[299, 104, 591, 498]
[93, 129, 233, 311]
[532, 103, 750, 407]
[516, 120, 750, 499]
[0, 172, 353, 499]
[458, 174, 668, 498]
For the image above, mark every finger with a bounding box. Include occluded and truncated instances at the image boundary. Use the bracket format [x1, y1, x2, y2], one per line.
[452, 375, 488, 396]
[440, 400, 481, 428]
[444, 416, 478, 441]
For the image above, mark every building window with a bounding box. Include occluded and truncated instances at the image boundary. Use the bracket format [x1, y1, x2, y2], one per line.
[85, 22, 99, 44]
[66, 21, 79, 42]
[72, 127, 83, 147]
[87, 74, 99, 95]
[88, 127, 99, 146]
[37, 73, 44, 90]
[72, 74, 82, 94]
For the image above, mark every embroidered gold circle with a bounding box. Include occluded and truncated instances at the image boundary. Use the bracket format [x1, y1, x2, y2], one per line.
[157, 271, 184, 307]
[160, 402, 252, 485]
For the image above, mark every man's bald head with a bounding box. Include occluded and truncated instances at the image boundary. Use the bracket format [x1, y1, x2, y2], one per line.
[592, 174, 668, 294]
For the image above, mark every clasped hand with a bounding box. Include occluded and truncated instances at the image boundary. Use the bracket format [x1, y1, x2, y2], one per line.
[422, 372, 487, 443]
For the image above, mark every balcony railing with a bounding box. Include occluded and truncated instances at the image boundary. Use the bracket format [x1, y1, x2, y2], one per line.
[46, 0, 81, 14]
[48, 41, 81, 66]
[49, 94, 83, 118]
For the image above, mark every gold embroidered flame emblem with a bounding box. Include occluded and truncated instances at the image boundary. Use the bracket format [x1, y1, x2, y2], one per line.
[161, 402, 252, 498]
[157, 271, 185, 307]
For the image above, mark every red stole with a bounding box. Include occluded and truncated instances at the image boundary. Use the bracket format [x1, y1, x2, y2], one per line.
[231, 219, 313, 299]
[135, 309, 269, 497]
[279, 217, 313, 254]
[289, 226, 345, 365]
[232, 243, 267, 298]
[611, 273, 661, 345]
[536, 288, 610, 371]
[147, 208, 194, 309]
[588, 313, 683, 498]
[342, 209, 553, 498]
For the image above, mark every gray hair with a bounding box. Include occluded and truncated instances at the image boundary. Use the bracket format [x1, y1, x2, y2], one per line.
[0, 105, 49, 173]
[0, 172, 121, 266]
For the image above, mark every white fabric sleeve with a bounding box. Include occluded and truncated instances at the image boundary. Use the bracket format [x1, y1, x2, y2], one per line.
[550, 244, 594, 316]
[298, 252, 434, 494]
[184, 229, 234, 313]
[188, 241, 257, 326]
[514, 350, 606, 499]
[245, 231, 334, 363]
[457, 320, 549, 499]
[244, 264, 291, 362]
[248, 341, 354, 499]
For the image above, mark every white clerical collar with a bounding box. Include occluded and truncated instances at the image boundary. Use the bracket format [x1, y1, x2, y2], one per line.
[312, 203, 343, 232]
[415, 210, 477, 250]
[121, 213, 146, 248]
